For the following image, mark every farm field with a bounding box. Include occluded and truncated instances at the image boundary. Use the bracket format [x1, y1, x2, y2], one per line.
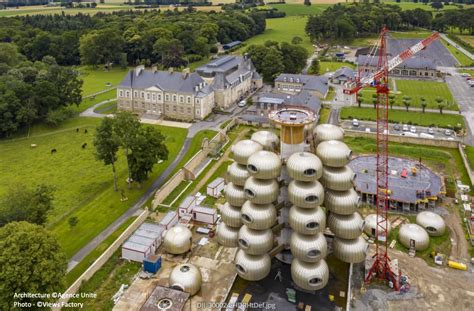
[267, 3, 331, 16]
[382, 0, 472, 11]
[78, 66, 128, 96]
[0, 117, 187, 258]
[340, 107, 465, 129]
[458, 35, 474, 48]
[238, 16, 313, 53]
[360, 79, 457, 110]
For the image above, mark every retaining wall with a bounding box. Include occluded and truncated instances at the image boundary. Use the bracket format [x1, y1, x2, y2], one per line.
[344, 130, 459, 148]
[458, 144, 474, 186]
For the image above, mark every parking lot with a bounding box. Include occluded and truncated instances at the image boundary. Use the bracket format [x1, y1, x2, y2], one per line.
[340, 120, 460, 142]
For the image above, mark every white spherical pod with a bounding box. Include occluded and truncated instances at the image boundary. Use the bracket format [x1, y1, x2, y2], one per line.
[163, 225, 192, 255]
[286, 152, 323, 182]
[227, 162, 249, 186]
[288, 180, 324, 208]
[234, 250, 271, 281]
[244, 177, 279, 204]
[364, 214, 392, 237]
[313, 124, 344, 144]
[290, 232, 328, 263]
[324, 188, 360, 215]
[247, 151, 282, 179]
[289, 206, 326, 235]
[316, 140, 352, 167]
[240, 201, 276, 230]
[220, 202, 242, 228]
[238, 225, 273, 255]
[328, 212, 364, 240]
[216, 222, 239, 247]
[231, 139, 263, 165]
[416, 211, 446, 237]
[320, 166, 356, 191]
[398, 223, 430, 251]
[169, 264, 202, 296]
[251, 131, 279, 151]
[225, 182, 246, 206]
[291, 258, 329, 291]
[333, 236, 368, 263]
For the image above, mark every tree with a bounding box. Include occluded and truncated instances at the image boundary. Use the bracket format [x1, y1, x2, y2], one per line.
[114, 112, 140, 188]
[0, 184, 55, 227]
[304, 0, 311, 6]
[280, 42, 308, 74]
[0, 222, 67, 309]
[260, 47, 285, 81]
[357, 95, 363, 108]
[402, 96, 411, 112]
[127, 126, 169, 187]
[388, 94, 396, 110]
[420, 97, 427, 113]
[68, 216, 78, 229]
[94, 117, 121, 191]
[431, 1, 444, 10]
[0, 43, 21, 67]
[79, 28, 125, 66]
[153, 38, 185, 68]
[291, 36, 303, 45]
[309, 58, 320, 75]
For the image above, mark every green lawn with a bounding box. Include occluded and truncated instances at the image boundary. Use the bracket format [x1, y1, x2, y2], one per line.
[267, 3, 331, 16]
[389, 30, 433, 39]
[325, 87, 336, 101]
[77, 66, 128, 97]
[345, 136, 471, 189]
[238, 16, 314, 53]
[0, 117, 187, 258]
[318, 107, 330, 124]
[441, 40, 474, 67]
[464, 146, 474, 171]
[93, 100, 117, 115]
[341, 107, 464, 129]
[319, 61, 355, 73]
[360, 79, 457, 110]
[161, 180, 191, 206]
[460, 69, 474, 76]
[382, 1, 471, 11]
[65, 215, 137, 286]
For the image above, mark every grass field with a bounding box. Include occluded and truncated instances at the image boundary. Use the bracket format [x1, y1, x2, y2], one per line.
[78, 66, 128, 96]
[360, 79, 457, 110]
[238, 16, 313, 53]
[319, 61, 355, 73]
[441, 40, 474, 67]
[458, 35, 474, 48]
[318, 107, 330, 124]
[76, 89, 116, 113]
[382, 1, 471, 11]
[341, 107, 464, 129]
[345, 136, 471, 189]
[93, 100, 117, 115]
[267, 3, 331, 16]
[464, 146, 474, 172]
[0, 117, 187, 258]
[389, 31, 433, 39]
[460, 69, 474, 76]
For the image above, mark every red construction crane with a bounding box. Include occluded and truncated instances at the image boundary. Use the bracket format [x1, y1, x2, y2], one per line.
[344, 28, 440, 290]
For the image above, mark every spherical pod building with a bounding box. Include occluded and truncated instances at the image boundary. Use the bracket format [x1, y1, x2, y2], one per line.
[163, 225, 193, 255]
[364, 214, 392, 238]
[234, 250, 271, 281]
[251, 130, 279, 151]
[169, 264, 202, 296]
[313, 124, 344, 145]
[398, 223, 430, 251]
[416, 211, 446, 237]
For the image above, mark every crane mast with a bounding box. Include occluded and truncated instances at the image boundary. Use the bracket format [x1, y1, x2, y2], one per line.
[344, 28, 440, 289]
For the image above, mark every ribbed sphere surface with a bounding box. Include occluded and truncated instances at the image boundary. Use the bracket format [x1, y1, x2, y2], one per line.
[290, 232, 328, 263]
[416, 211, 446, 237]
[244, 177, 279, 204]
[328, 212, 364, 239]
[227, 162, 249, 186]
[320, 166, 356, 191]
[288, 180, 324, 208]
[324, 189, 360, 215]
[238, 226, 273, 255]
[313, 124, 344, 144]
[234, 250, 271, 281]
[251, 131, 279, 151]
[225, 182, 246, 206]
[169, 264, 202, 296]
[364, 214, 392, 237]
[399, 223, 430, 250]
[289, 206, 326, 235]
[247, 151, 282, 179]
[163, 225, 192, 255]
[221, 202, 242, 228]
[287, 152, 323, 182]
[216, 222, 239, 247]
[240, 201, 276, 230]
[291, 258, 329, 291]
[316, 140, 352, 167]
[232, 139, 263, 165]
[333, 237, 368, 263]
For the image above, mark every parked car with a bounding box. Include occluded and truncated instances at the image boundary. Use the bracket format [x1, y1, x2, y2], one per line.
[428, 127, 434, 134]
[238, 100, 247, 107]
[394, 124, 400, 131]
[410, 126, 416, 133]
[352, 119, 359, 127]
[420, 133, 435, 139]
[445, 129, 452, 136]
[461, 73, 471, 77]
[402, 124, 409, 131]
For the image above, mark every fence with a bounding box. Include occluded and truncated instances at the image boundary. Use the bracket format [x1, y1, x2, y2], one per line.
[53, 210, 149, 310]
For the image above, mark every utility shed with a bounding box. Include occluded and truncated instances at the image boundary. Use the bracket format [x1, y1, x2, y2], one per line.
[192, 206, 217, 224]
[179, 196, 196, 217]
[159, 211, 178, 229]
[122, 241, 153, 262]
[207, 177, 225, 198]
[121, 223, 165, 262]
[140, 285, 190, 311]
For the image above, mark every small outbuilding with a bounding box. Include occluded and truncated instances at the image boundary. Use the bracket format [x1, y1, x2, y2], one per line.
[121, 223, 165, 262]
[207, 177, 225, 198]
[159, 211, 179, 230]
[192, 206, 218, 224]
[398, 223, 430, 251]
[416, 211, 446, 237]
[179, 196, 196, 217]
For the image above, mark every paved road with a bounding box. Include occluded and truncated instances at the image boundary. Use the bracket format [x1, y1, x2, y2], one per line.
[440, 33, 474, 61]
[358, 103, 459, 115]
[79, 99, 115, 118]
[67, 137, 192, 271]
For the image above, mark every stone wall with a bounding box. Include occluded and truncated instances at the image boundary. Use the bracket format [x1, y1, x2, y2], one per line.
[344, 130, 459, 148]
[458, 144, 474, 186]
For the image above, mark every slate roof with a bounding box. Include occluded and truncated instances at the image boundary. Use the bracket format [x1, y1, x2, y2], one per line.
[357, 54, 437, 70]
[333, 66, 356, 79]
[256, 90, 321, 114]
[196, 55, 244, 75]
[274, 73, 329, 95]
[119, 69, 213, 95]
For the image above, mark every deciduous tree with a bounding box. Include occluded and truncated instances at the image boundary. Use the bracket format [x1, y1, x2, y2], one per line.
[94, 117, 121, 191]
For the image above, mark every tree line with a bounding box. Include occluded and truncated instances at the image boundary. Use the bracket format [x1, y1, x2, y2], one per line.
[305, 3, 474, 42]
[0, 9, 266, 68]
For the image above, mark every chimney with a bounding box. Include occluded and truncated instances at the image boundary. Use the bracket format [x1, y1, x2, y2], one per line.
[182, 67, 190, 79]
[168, 67, 174, 74]
[134, 65, 145, 77]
